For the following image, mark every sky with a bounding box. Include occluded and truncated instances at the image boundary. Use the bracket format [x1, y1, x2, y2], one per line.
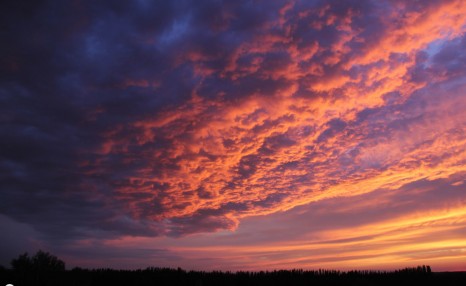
[1, 0, 466, 271]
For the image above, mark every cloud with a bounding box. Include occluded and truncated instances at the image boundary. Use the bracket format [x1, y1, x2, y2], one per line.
[1, 0, 466, 253]
[161, 174, 466, 271]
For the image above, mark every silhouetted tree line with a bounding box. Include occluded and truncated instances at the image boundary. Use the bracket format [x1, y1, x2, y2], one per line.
[1, 250, 465, 286]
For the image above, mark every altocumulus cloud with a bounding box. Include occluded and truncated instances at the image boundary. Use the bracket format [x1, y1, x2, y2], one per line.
[1, 0, 466, 253]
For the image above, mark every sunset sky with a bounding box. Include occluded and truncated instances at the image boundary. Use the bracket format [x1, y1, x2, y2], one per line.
[1, 0, 466, 271]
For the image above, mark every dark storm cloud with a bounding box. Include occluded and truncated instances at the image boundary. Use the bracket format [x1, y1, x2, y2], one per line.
[0, 0, 275, 240]
[0, 0, 193, 240]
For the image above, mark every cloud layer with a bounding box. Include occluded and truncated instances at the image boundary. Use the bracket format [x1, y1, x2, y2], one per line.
[1, 0, 466, 269]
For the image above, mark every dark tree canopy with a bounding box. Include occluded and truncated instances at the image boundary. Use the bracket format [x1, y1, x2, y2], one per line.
[1, 252, 462, 286]
[11, 250, 65, 272]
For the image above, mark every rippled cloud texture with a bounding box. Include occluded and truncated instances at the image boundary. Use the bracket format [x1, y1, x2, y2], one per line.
[1, 0, 466, 270]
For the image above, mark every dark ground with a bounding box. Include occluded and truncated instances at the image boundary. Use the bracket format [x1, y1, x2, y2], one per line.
[1, 265, 465, 286]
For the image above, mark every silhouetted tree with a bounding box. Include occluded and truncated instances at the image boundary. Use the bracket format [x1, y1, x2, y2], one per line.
[11, 252, 33, 272]
[11, 250, 64, 272]
[10, 250, 65, 286]
[3, 254, 449, 286]
[31, 250, 65, 272]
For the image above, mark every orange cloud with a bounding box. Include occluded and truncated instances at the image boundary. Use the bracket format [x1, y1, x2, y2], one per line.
[83, 0, 466, 242]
